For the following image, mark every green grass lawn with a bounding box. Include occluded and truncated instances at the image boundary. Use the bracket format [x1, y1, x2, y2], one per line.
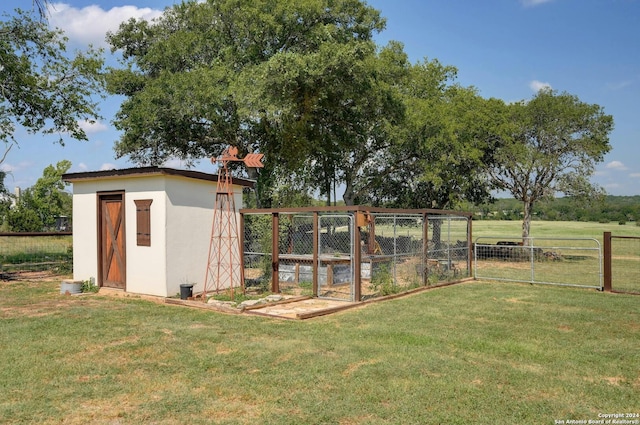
[472, 219, 640, 240]
[1, 279, 638, 424]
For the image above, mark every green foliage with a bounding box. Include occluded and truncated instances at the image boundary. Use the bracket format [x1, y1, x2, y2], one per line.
[466, 195, 640, 225]
[369, 263, 400, 295]
[9, 160, 72, 232]
[488, 89, 614, 239]
[6, 206, 42, 232]
[105, 0, 386, 207]
[0, 9, 105, 153]
[81, 278, 98, 293]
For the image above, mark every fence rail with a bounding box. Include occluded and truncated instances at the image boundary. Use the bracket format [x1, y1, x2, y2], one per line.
[0, 232, 72, 276]
[603, 232, 640, 294]
[474, 236, 602, 290]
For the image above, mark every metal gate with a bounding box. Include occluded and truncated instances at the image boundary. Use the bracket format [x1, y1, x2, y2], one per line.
[474, 236, 602, 290]
[317, 214, 355, 301]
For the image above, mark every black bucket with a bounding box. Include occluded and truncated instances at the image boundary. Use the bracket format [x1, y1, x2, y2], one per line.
[179, 284, 194, 300]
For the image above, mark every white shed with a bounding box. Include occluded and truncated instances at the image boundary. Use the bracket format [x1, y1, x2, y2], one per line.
[62, 167, 254, 297]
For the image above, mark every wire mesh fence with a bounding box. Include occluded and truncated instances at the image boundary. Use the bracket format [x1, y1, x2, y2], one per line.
[0, 233, 72, 276]
[474, 236, 602, 289]
[606, 234, 640, 294]
[242, 207, 472, 301]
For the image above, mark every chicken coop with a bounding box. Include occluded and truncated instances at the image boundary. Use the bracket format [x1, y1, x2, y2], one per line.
[241, 206, 472, 302]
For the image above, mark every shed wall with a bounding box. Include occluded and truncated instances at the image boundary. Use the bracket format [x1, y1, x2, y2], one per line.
[71, 177, 169, 296]
[70, 171, 245, 298]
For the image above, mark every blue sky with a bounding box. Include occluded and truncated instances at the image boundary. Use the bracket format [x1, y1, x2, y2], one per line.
[4, 0, 640, 196]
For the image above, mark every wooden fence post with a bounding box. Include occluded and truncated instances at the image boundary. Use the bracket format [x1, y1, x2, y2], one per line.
[271, 212, 279, 294]
[603, 231, 612, 292]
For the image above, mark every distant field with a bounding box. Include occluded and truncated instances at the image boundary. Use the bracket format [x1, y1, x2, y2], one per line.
[471, 220, 640, 240]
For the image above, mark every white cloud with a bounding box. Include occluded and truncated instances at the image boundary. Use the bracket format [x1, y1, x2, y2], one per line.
[48, 3, 163, 48]
[529, 80, 553, 92]
[78, 120, 108, 134]
[100, 163, 117, 171]
[164, 158, 188, 168]
[77, 163, 88, 171]
[630, 173, 640, 178]
[605, 161, 628, 171]
[603, 182, 621, 190]
[0, 161, 34, 174]
[521, 0, 555, 7]
[605, 80, 633, 91]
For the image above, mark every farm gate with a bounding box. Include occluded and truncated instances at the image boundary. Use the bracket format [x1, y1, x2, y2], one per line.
[241, 206, 472, 302]
[603, 232, 640, 294]
[473, 236, 602, 290]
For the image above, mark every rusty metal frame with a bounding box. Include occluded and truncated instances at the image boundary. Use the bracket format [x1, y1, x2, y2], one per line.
[242, 206, 472, 302]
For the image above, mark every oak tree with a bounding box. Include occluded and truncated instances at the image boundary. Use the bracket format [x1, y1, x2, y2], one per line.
[0, 9, 105, 163]
[489, 88, 613, 240]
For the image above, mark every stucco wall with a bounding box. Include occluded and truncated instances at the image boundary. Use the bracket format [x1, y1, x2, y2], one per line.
[71, 177, 168, 296]
[164, 177, 243, 296]
[69, 171, 245, 298]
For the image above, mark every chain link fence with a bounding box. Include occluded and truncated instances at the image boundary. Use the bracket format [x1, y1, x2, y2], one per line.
[242, 207, 472, 301]
[0, 233, 72, 277]
[474, 236, 602, 290]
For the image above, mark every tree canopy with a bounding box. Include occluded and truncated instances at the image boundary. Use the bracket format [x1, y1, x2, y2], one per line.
[0, 9, 105, 162]
[5, 160, 72, 232]
[106, 0, 613, 213]
[489, 88, 614, 239]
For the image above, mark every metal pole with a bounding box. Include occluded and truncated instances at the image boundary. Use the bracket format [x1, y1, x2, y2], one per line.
[313, 212, 319, 297]
[271, 213, 279, 293]
[353, 213, 362, 302]
[423, 213, 429, 286]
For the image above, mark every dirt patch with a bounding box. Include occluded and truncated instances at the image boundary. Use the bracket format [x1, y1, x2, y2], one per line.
[0, 270, 69, 282]
[342, 358, 381, 377]
[603, 376, 625, 386]
[247, 298, 359, 319]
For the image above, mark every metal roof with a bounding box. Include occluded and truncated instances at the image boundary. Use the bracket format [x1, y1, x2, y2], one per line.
[62, 166, 255, 188]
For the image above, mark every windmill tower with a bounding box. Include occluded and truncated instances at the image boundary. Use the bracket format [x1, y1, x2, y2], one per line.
[202, 146, 263, 300]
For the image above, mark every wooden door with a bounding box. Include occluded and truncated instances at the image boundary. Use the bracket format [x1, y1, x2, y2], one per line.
[99, 193, 126, 289]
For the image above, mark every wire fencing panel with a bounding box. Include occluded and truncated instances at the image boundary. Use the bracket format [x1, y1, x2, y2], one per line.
[365, 213, 423, 298]
[242, 214, 275, 293]
[317, 214, 353, 300]
[365, 214, 470, 297]
[474, 236, 602, 289]
[610, 236, 640, 294]
[0, 233, 72, 275]
[427, 216, 470, 283]
[242, 209, 472, 301]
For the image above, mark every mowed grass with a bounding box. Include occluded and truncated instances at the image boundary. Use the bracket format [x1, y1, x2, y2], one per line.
[1, 279, 638, 424]
[472, 219, 640, 240]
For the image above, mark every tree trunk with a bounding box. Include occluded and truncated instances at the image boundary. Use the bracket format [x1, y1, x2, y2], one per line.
[343, 179, 355, 206]
[432, 219, 443, 253]
[521, 199, 533, 244]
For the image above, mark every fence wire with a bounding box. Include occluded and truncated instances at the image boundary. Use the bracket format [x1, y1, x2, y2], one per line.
[0, 233, 72, 276]
[474, 236, 602, 289]
[610, 236, 640, 294]
[242, 210, 471, 301]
